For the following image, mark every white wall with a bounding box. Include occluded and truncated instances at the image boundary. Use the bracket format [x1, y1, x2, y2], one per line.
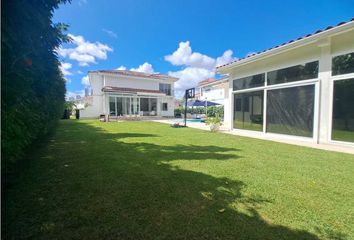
[81, 72, 176, 118]
[222, 28, 354, 145]
[80, 95, 103, 118]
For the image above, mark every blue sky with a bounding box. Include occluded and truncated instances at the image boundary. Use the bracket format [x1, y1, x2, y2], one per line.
[54, 0, 354, 98]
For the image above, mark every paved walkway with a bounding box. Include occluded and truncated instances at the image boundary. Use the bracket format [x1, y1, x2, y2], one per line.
[153, 119, 354, 155]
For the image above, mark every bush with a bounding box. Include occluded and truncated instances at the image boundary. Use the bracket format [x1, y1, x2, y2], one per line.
[1, 0, 69, 172]
[177, 105, 224, 118]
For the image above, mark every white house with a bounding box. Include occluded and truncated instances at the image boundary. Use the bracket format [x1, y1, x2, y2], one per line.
[217, 18, 354, 147]
[196, 77, 229, 105]
[80, 70, 178, 119]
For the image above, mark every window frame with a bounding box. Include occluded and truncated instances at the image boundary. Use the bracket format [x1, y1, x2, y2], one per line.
[328, 51, 354, 146]
[231, 60, 320, 142]
[162, 102, 168, 111]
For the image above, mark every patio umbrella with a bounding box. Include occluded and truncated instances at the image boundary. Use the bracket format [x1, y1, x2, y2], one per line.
[187, 100, 220, 107]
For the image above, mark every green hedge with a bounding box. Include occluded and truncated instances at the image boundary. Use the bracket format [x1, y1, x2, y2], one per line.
[175, 106, 224, 118]
[1, 0, 69, 172]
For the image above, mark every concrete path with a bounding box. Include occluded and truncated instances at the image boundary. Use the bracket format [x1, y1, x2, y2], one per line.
[153, 119, 354, 155]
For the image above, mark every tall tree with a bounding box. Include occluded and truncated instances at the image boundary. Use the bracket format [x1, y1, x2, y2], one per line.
[1, 0, 70, 172]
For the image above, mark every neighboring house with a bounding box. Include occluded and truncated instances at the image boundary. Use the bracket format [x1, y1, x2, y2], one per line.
[80, 70, 178, 119]
[197, 77, 229, 105]
[217, 18, 354, 146]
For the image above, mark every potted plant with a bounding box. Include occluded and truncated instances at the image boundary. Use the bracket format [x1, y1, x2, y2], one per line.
[205, 113, 222, 132]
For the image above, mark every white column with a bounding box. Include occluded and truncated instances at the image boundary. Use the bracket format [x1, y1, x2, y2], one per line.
[157, 97, 161, 116]
[317, 38, 332, 144]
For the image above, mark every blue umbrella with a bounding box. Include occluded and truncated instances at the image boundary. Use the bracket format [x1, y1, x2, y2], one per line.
[187, 100, 220, 107]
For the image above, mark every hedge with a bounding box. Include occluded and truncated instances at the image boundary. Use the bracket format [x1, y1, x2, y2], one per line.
[1, 0, 69, 173]
[175, 106, 224, 118]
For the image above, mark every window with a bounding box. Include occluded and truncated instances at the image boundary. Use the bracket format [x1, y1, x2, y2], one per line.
[332, 52, 354, 76]
[233, 91, 263, 131]
[266, 85, 315, 137]
[159, 83, 171, 95]
[267, 61, 318, 85]
[162, 103, 168, 111]
[233, 73, 265, 91]
[331, 78, 354, 142]
[109, 96, 116, 115]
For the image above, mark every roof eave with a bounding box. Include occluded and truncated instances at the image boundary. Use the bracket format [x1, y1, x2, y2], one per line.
[216, 21, 354, 74]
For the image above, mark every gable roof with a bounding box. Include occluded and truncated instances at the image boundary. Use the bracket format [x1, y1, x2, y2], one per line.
[217, 17, 354, 71]
[89, 70, 178, 81]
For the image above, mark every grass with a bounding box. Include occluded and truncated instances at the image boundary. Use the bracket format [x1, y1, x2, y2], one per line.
[3, 120, 354, 240]
[332, 129, 354, 143]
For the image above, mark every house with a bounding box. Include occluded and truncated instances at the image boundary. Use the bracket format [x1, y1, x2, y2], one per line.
[196, 77, 229, 105]
[217, 18, 354, 146]
[80, 70, 178, 119]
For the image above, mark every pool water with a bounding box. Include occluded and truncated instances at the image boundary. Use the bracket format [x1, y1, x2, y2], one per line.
[174, 119, 203, 123]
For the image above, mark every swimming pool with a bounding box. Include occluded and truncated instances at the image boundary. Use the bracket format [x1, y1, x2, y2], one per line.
[174, 118, 203, 123]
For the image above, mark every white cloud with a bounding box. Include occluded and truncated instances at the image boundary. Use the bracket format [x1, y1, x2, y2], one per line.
[165, 41, 215, 69]
[116, 65, 127, 70]
[57, 34, 113, 67]
[66, 90, 85, 100]
[59, 62, 72, 76]
[216, 49, 238, 67]
[81, 75, 90, 86]
[102, 28, 118, 38]
[77, 70, 83, 74]
[130, 62, 155, 73]
[168, 67, 215, 90]
[165, 41, 237, 91]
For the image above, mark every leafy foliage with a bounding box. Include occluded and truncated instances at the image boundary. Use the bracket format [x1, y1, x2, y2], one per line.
[205, 113, 223, 126]
[175, 106, 224, 117]
[1, 0, 70, 172]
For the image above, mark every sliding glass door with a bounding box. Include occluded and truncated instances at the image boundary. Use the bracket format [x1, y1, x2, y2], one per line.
[232, 61, 318, 138]
[109, 96, 140, 116]
[233, 91, 263, 131]
[266, 85, 315, 137]
[331, 78, 354, 142]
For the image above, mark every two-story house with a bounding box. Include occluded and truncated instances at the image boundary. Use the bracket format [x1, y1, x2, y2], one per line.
[197, 77, 229, 105]
[80, 70, 178, 119]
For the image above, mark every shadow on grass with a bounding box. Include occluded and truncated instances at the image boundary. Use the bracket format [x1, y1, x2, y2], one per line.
[3, 120, 323, 240]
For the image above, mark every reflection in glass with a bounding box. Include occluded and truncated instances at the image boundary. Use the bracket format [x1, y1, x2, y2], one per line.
[267, 61, 318, 85]
[332, 78, 354, 142]
[332, 52, 354, 76]
[233, 73, 265, 91]
[233, 91, 263, 131]
[266, 85, 315, 137]
[109, 96, 116, 115]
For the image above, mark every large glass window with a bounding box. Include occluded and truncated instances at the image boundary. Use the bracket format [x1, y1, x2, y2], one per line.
[140, 98, 157, 116]
[233, 73, 265, 91]
[267, 61, 318, 85]
[233, 91, 263, 131]
[332, 78, 354, 142]
[109, 96, 116, 115]
[332, 52, 354, 76]
[266, 85, 315, 137]
[159, 83, 171, 95]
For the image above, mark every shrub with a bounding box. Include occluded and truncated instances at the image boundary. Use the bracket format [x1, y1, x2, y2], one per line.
[1, 0, 70, 172]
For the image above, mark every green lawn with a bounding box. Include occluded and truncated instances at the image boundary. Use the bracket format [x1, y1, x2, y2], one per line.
[3, 120, 354, 240]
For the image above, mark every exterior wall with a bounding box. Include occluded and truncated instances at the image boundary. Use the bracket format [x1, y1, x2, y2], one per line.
[81, 72, 176, 118]
[80, 95, 103, 118]
[199, 81, 228, 105]
[160, 97, 175, 117]
[222, 28, 354, 146]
